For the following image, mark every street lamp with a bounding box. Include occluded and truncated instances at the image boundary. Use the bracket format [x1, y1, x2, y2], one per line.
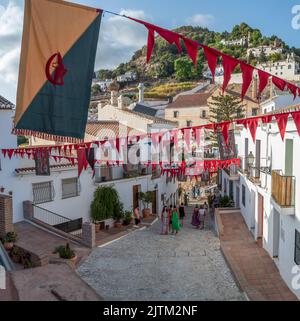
[247, 151, 255, 168]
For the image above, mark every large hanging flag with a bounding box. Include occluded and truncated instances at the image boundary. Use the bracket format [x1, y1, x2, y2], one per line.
[14, 0, 102, 142]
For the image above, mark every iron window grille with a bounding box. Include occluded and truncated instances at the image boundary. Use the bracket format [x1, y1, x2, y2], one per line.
[32, 181, 54, 204]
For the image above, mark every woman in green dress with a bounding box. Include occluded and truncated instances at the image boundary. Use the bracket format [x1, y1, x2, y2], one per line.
[172, 206, 181, 235]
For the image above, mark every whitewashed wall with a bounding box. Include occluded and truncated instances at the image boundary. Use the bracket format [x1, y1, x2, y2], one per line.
[229, 119, 300, 299]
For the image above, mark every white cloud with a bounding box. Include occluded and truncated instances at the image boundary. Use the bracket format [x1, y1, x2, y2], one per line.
[95, 9, 148, 70]
[186, 14, 215, 27]
[0, 2, 149, 103]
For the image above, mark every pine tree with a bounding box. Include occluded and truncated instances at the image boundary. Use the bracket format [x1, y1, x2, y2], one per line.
[208, 94, 245, 148]
[209, 94, 245, 123]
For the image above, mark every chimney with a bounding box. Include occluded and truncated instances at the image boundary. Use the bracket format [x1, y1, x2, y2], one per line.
[117, 95, 126, 110]
[97, 101, 106, 121]
[111, 91, 118, 107]
[252, 75, 258, 100]
[138, 83, 144, 103]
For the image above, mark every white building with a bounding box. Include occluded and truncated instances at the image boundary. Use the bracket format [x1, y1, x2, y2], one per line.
[247, 46, 283, 58]
[116, 71, 137, 83]
[221, 106, 300, 299]
[220, 37, 248, 47]
[257, 53, 300, 81]
[0, 95, 178, 229]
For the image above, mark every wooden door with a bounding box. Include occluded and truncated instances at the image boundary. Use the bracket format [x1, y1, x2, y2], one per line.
[152, 191, 157, 215]
[257, 193, 264, 247]
[133, 185, 140, 210]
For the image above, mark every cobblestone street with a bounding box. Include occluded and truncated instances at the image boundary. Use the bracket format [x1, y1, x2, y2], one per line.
[77, 208, 246, 301]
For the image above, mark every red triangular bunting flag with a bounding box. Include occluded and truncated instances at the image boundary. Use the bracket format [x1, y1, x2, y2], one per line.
[236, 119, 248, 129]
[247, 118, 258, 142]
[272, 76, 286, 92]
[287, 83, 297, 100]
[182, 37, 199, 68]
[8, 149, 14, 159]
[221, 122, 230, 145]
[146, 27, 155, 63]
[156, 28, 182, 53]
[202, 45, 219, 83]
[292, 111, 300, 136]
[222, 54, 239, 92]
[275, 113, 289, 141]
[240, 63, 254, 100]
[77, 148, 87, 177]
[258, 70, 270, 96]
[261, 115, 273, 124]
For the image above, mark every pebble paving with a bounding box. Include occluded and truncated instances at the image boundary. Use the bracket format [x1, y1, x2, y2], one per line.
[77, 208, 246, 301]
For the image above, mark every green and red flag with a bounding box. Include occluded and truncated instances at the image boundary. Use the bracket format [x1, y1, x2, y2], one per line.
[14, 0, 102, 142]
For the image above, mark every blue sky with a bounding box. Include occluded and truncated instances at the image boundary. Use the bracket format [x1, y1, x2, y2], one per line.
[0, 0, 299, 102]
[82, 0, 300, 47]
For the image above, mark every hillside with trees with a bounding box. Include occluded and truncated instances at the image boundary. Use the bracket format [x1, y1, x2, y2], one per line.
[96, 22, 299, 83]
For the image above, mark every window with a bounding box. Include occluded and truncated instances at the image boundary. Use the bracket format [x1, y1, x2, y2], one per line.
[242, 185, 246, 207]
[288, 64, 292, 70]
[32, 181, 53, 204]
[295, 230, 300, 265]
[173, 111, 179, 118]
[187, 120, 192, 127]
[252, 108, 258, 116]
[201, 110, 207, 118]
[62, 178, 80, 199]
[224, 179, 227, 194]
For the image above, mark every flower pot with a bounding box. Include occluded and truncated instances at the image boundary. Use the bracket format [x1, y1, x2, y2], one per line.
[95, 223, 100, 233]
[4, 242, 13, 251]
[114, 221, 122, 228]
[70, 254, 77, 266]
[143, 208, 151, 218]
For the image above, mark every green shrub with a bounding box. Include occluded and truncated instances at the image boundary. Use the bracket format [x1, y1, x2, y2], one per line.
[90, 186, 120, 222]
[4, 232, 17, 243]
[123, 211, 133, 226]
[53, 243, 75, 259]
[219, 196, 235, 208]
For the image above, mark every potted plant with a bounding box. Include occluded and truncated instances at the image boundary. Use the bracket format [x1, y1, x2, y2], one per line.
[90, 186, 119, 232]
[139, 191, 153, 218]
[123, 210, 133, 226]
[10, 246, 21, 263]
[219, 196, 235, 208]
[113, 201, 124, 228]
[3, 231, 17, 251]
[53, 243, 77, 265]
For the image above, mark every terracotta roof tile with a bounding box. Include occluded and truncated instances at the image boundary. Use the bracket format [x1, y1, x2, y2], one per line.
[166, 93, 211, 109]
[15, 163, 76, 174]
[0, 95, 14, 110]
[85, 121, 144, 139]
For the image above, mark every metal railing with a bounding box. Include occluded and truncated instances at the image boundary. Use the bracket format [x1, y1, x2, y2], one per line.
[32, 205, 82, 238]
[272, 170, 295, 207]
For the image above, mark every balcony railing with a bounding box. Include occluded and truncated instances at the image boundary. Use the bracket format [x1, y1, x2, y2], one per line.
[272, 170, 295, 207]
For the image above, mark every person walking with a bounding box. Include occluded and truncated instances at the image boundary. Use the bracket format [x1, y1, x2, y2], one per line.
[191, 205, 200, 229]
[168, 205, 173, 233]
[160, 206, 169, 235]
[199, 205, 206, 230]
[133, 206, 141, 227]
[171, 206, 181, 235]
[179, 203, 185, 227]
